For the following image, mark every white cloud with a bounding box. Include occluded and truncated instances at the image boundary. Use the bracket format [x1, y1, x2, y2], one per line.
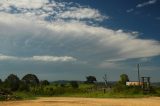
[0, 54, 17, 61]
[0, 54, 76, 62]
[136, 0, 157, 8]
[0, 12, 159, 63]
[56, 8, 108, 21]
[31, 56, 77, 62]
[0, 0, 107, 22]
[0, 0, 49, 9]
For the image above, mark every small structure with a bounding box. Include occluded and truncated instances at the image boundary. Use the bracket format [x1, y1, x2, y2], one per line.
[141, 77, 151, 92]
[126, 81, 143, 86]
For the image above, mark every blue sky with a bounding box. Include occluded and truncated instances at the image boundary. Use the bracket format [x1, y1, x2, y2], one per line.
[0, 0, 159, 82]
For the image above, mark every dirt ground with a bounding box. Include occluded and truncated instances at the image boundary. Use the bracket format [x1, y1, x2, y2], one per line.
[0, 97, 160, 106]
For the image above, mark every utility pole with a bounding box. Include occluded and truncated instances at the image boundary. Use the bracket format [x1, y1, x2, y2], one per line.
[137, 64, 140, 86]
[103, 74, 108, 87]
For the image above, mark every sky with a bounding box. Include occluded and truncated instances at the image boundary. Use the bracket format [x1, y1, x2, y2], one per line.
[0, 0, 159, 82]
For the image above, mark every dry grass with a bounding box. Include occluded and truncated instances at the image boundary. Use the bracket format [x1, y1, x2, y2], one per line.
[0, 97, 160, 106]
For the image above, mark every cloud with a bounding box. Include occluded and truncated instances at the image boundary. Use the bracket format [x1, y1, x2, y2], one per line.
[0, 0, 106, 22]
[139, 57, 152, 62]
[126, 0, 157, 13]
[31, 56, 77, 62]
[0, 0, 159, 82]
[136, 0, 157, 8]
[0, 54, 17, 61]
[0, 54, 76, 62]
[0, 12, 160, 63]
[56, 7, 108, 21]
[156, 17, 160, 20]
[0, 0, 49, 9]
[126, 8, 134, 13]
[0, 0, 159, 64]
[99, 61, 118, 69]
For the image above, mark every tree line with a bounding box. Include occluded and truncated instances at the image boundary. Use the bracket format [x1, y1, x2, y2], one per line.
[0, 74, 49, 92]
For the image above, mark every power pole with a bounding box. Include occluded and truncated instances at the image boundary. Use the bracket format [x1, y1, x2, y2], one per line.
[137, 64, 140, 86]
[103, 74, 108, 87]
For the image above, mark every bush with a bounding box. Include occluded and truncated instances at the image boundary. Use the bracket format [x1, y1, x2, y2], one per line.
[19, 81, 30, 91]
[70, 81, 79, 89]
[40, 80, 50, 86]
[112, 83, 143, 94]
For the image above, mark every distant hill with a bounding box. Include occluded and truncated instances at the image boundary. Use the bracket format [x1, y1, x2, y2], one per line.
[151, 82, 160, 87]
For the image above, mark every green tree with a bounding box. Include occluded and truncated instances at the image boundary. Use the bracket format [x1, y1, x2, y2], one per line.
[22, 74, 39, 86]
[86, 76, 97, 83]
[5, 74, 20, 91]
[119, 74, 129, 85]
[70, 81, 79, 88]
[19, 81, 29, 91]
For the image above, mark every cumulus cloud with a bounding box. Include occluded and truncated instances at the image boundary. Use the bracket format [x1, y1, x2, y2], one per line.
[0, 0, 159, 64]
[136, 0, 157, 8]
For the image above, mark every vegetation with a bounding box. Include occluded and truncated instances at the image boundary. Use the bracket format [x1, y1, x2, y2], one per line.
[70, 81, 79, 89]
[119, 74, 129, 85]
[86, 76, 97, 84]
[0, 73, 160, 101]
[4, 74, 20, 91]
[22, 74, 39, 86]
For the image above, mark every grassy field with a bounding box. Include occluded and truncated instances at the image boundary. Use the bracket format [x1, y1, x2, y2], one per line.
[1, 81, 160, 101]
[10, 83, 160, 100]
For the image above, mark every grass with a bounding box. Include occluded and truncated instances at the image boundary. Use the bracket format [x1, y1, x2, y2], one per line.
[13, 92, 37, 100]
[1, 83, 160, 101]
[55, 91, 150, 98]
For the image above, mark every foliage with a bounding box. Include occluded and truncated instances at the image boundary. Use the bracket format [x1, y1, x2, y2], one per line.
[18, 81, 30, 91]
[22, 74, 39, 86]
[60, 83, 65, 87]
[70, 81, 79, 89]
[4, 74, 20, 91]
[40, 80, 50, 86]
[1, 73, 160, 101]
[119, 74, 129, 85]
[86, 76, 96, 84]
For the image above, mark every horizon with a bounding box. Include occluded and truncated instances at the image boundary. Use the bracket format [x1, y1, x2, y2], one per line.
[0, 0, 160, 82]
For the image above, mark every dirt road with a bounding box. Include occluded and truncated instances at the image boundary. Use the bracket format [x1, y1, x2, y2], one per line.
[0, 97, 160, 106]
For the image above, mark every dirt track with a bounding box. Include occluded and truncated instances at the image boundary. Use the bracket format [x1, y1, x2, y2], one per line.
[0, 97, 160, 106]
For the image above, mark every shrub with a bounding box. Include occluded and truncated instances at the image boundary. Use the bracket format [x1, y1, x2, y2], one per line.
[70, 81, 79, 89]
